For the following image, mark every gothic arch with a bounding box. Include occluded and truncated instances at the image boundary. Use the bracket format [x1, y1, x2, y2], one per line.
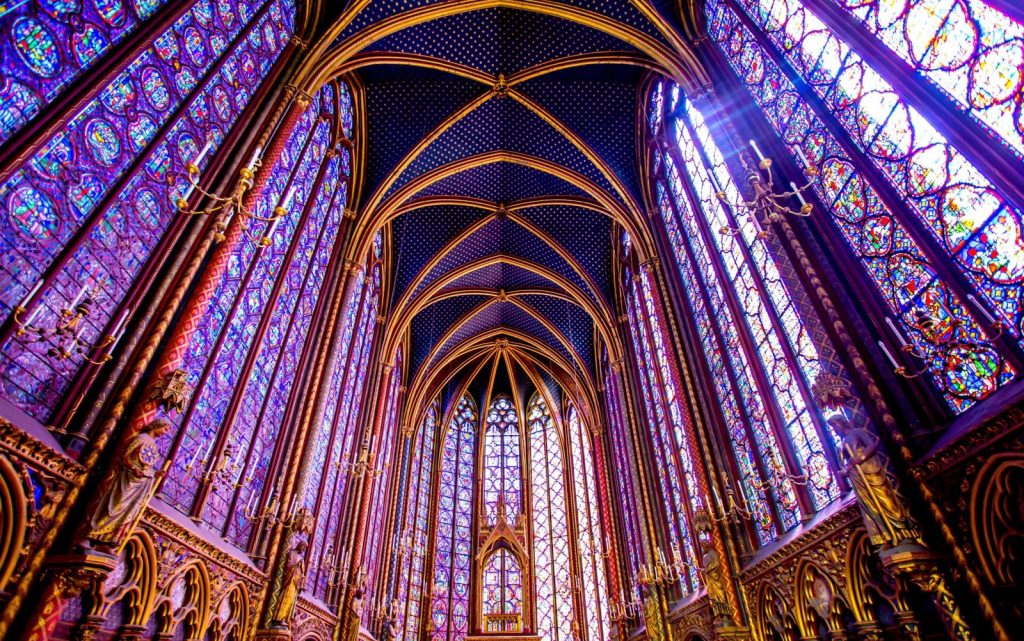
[752, 583, 797, 641]
[0, 454, 27, 592]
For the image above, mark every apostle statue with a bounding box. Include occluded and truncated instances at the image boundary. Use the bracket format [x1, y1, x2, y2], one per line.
[270, 539, 308, 628]
[81, 419, 171, 552]
[345, 588, 365, 641]
[699, 538, 731, 623]
[828, 414, 920, 548]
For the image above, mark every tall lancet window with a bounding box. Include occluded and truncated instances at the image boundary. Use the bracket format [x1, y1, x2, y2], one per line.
[364, 344, 405, 598]
[396, 399, 439, 641]
[603, 356, 644, 596]
[0, 0, 294, 421]
[622, 261, 700, 586]
[307, 231, 384, 601]
[431, 394, 477, 641]
[483, 395, 522, 525]
[528, 392, 573, 641]
[647, 80, 846, 545]
[154, 82, 354, 549]
[705, 0, 1021, 412]
[567, 405, 611, 641]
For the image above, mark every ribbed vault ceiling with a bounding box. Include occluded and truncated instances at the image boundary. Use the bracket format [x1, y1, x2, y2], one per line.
[301, 0, 709, 412]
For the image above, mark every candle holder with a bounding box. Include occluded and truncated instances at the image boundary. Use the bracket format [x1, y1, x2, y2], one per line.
[336, 446, 388, 480]
[637, 543, 696, 587]
[718, 140, 817, 239]
[878, 305, 1004, 380]
[172, 143, 291, 249]
[608, 594, 643, 622]
[11, 282, 129, 365]
[185, 441, 243, 490]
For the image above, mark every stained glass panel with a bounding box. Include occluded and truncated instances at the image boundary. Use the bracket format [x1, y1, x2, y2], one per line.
[529, 393, 574, 641]
[431, 395, 477, 641]
[0, 0, 294, 421]
[706, 0, 1015, 411]
[483, 395, 522, 525]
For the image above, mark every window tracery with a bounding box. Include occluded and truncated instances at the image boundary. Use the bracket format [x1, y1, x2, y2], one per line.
[705, 0, 1021, 412]
[0, 0, 294, 422]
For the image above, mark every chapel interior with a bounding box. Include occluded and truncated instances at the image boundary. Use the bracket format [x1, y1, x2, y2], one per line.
[0, 1, 1022, 641]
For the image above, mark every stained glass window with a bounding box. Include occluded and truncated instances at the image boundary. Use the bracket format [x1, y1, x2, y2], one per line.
[483, 549, 523, 620]
[830, 0, 1024, 159]
[363, 345, 405, 607]
[623, 268, 700, 584]
[567, 405, 611, 641]
[0, 0, 294, 422]
[307, 259, 383, 600]
[483, 395, 522, 525]
[157, 83, 329, 528]
[0, 0, 174, 143]
[396, 399, 439, 641]
[604, 360, 644, 595]
[528, 392, 574, 641]
[646, 79, 853, 544]
[430, 394, 477, 641]
[705, 0, 1019, 412]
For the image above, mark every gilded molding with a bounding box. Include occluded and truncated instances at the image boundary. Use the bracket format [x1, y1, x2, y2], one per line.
[0, 419, 85, 484]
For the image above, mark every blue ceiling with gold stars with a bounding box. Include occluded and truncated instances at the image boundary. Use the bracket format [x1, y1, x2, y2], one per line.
[320, 0, 691, 397]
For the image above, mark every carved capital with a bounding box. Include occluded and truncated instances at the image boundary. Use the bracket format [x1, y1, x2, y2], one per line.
[148, 369, 192, 414]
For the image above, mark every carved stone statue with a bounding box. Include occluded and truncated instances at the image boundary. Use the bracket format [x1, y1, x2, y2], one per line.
[379, 609, 399, 641]
[829, 415, 920, 548]
[699, 538, 731, 623]
[270, 539, 308, 628]
[345, 589, 365, 641]
[81, 419, 171, 552]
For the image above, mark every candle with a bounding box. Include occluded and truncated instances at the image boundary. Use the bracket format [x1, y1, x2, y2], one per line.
[246, 146, 262, 172]
[246, 490, 257, 514]
[749, 139, 765, 161]
[266, 216, 280, 238]
[884, 316, 908, 347]
[182, 180, 197, 202]
[967, 294, 998, 325]
[282, 185, 297, 210]
[790, 182, 807, 206]
[19, 280, 42, 309]
[24, 302, 44, 327]
[794, 146, 811, 169]
[708, 168, 722, 193]
[70, 284, 88, 308]
[112, 308, 130, 337]
[878, 340, 899, 369]
[194, 141, 213, 167]
[108, 325, 127, 352]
